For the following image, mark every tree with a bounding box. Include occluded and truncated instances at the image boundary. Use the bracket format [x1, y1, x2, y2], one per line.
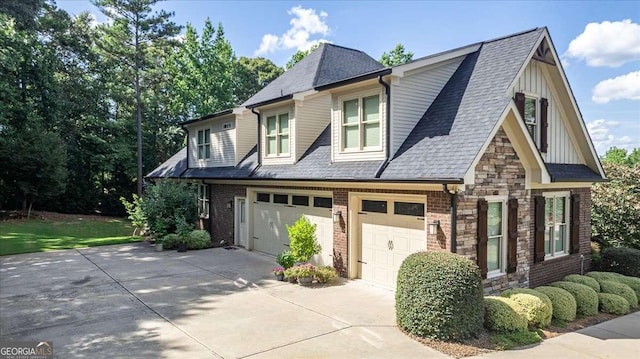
[601, 147, 629, 165]
[379, 43, 413, 67]
[592, 162, 640, 249]
[628, 148, 640, 166]
[93, 0, 181, 196]
[285, 43, 320, 70]
[235, 56, 283, 103]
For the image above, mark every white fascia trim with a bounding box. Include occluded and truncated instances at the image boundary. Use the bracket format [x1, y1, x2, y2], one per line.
[292, 90, 319, 101]
[505, 31, 545, 97]
[232, 107, 246, 115]
[392, 44, 480, 77]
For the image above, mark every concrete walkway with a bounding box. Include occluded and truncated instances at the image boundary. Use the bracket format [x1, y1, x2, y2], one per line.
[468, 310, 640, 359]
[0, 243, 448, 359]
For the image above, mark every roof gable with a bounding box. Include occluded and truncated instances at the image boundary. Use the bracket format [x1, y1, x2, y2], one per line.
[241, 43, 384, 107]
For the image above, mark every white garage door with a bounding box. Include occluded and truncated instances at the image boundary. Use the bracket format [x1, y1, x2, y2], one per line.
[253, 192, 333, 266]
[358, 198, 426, 288]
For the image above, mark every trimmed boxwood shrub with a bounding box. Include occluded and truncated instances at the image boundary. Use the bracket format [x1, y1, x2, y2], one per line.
[586, 271, 624, 282]
[483, 297, 528, 333]
[186, 230, 211, 249]
[614, 276, 640, 300]
[599, 247, 640, 277]
[550, 281, 598, 317]
[598, 293, 630, 315]
[500, 288, 552, 328]
[534, 286, 577, 322]
[396, 252, 483, 340]
[599, 280, 638, 308]
[161, 233, 181, 249]
[564, 274, 601, 292]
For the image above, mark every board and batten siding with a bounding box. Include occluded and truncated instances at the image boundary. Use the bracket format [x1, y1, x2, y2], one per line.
[295, 94, 331, 161]
[188, 115, 236, 168]
[390, 57, 464, 155]
[331, 85, 386, 162]
[511, 60, 581, 164]
[235, 112, 257, 165]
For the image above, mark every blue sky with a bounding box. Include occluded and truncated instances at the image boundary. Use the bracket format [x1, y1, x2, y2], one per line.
[58, 0, 640, 155]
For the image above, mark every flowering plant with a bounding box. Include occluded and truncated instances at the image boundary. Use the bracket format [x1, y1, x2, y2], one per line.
[272, 266, 285, 275]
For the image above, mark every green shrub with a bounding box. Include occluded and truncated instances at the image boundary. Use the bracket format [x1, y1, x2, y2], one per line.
[276, 250, 295, 269]
[597, 293, 630, 315]
[491, 330, 542, 350]
[500, 288, 552, 328]
[315, 266, 338, 283]
[284, 263, 316, 279]
[614, 276, 640, 300]
[395, 252, 483, 341]
[586, 271, 624, 282]
[186, 230, 211, 249]
[534, 286, 577, 322]
[287, 215, 321, 262]
[140, 181, 198, 237]
[161, 233, 181, 249]
[564, 274, 601, 292]
[550, 281, 598, 317]
[483, 297, 528, 333]
[120, 194, 145, 235]
[599, 247, 640, 277]
[599, 280, 638, 308]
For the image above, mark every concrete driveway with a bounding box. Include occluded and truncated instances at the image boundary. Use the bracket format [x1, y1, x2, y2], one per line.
[0, 243, 449, 359]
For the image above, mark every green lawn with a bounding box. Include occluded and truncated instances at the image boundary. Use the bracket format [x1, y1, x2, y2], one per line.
[0, 218, 141, 256]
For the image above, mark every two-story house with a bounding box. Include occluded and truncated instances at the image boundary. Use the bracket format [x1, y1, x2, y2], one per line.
[148, 27, 605, 292]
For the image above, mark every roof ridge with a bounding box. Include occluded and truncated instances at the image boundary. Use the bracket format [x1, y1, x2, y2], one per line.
[323, 42, 370, 55]
[482, 27, 541, 44]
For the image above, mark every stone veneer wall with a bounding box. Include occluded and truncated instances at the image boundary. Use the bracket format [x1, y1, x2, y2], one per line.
[456, 127, 530, 294]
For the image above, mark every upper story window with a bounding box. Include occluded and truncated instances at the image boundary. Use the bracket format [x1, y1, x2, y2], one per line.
[524, 97, 538, 143]
[266, 112, 289, 156]
[197, 129, 211, 160]
[342, 94, 381, 151]
[544, 192, 569, 258]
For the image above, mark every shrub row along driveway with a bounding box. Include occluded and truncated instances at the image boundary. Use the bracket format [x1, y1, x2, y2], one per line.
[0, 243, 449, 358]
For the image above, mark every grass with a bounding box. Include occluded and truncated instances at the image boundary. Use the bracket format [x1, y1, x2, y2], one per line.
[0, 218, 141, 255]
[490, 330, 542, 350]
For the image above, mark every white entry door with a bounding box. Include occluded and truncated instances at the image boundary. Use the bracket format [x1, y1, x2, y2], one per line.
[235, 197, 248, 247]
[358, 197, 426, 288]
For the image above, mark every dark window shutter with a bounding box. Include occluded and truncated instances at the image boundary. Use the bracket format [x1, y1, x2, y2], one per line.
[477, 199, 488, 279]
[507, 198, 518, 273]
[515, 92, 525, 121]
[540, 98, 549, 153]
[570, 194, 581, 254]
[534, 196, 546, 263]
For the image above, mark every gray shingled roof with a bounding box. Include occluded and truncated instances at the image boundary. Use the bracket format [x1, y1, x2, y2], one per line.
[380, 28, 544, 180]
[546, 163, 604, 182]
[146, 147, 187, 178]
[182, 147, 258, 179]
[241, 43, 384, 108]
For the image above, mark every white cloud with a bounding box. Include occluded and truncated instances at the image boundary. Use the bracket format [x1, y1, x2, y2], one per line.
[254, 6, 330, 55]
[587, 119, 635, 154]
[565, 19, 640, 67]
[592, 71, 640, 104]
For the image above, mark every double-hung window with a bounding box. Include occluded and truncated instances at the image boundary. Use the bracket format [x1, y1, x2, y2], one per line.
[544, 192, 569, 258]
[198, 184, 209, 218]
[342, 94, 381, 151]
[197, 129, 211, 160]
[524, 97, 537, 143]
[487, 199, 506, 275]
[266, 113, 289, 156]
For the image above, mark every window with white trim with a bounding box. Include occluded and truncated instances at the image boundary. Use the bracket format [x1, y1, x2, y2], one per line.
[544, 192, 569, 257]
[342, 94, 381, 151]
[197, 129, 211, 160]
[265, 112, 289, 156]
[487, 199, 507, 275]
[524, 97, 538, 144]
[198, 184, 209, 217]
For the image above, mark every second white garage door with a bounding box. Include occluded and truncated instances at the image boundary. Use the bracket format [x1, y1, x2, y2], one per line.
[253, 191, 334, 266]
[357, 196, 427, 288]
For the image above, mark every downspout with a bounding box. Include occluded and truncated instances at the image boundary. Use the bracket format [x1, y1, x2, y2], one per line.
[179, 124, 189, 177]
[443, 184, 458, 253]
[374, 75, 391, 178]
[250, 108, 261, 175]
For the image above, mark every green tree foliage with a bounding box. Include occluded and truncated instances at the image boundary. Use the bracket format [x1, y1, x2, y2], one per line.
[139, 181, 198, 237]
[235, 56, 283, 103]
[285, 43, 320, 69]
[379, 43, 413, 67]
[287, 215, 321, 262]
[602, 147, 630, 165]
[592, 162, 640, 249]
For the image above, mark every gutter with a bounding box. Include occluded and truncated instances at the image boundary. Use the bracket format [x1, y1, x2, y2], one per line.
[178, 175, 464, 184]
[244, 94, 293, 109]
[443, 184, 458, 253]
[375, 74, 391, 178]
[314, 68, 392, 92]
[178, 109, 233, 126]
[250, 108, 262, 175]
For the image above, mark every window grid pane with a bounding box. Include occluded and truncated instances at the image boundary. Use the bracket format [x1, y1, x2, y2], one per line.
[343, 99, 359, 124]
[343, 125, 359, 149]
[362, 200, 387, 213]
[362, 95, 380, 123]
[267, 116, 277, 135]
[487, 237, 501, 271]
[488, 202, 502, 237]
[363, 122, 380, 147]
[278, 114, 289, 134]
[279, 135, 289, 154]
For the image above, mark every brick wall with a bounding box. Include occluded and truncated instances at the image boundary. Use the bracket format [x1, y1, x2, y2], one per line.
[209, 184, 246, 246]
[456, 127, 530, 294]
[333, 189, 349, 276]
[528, 187, 592, 287]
